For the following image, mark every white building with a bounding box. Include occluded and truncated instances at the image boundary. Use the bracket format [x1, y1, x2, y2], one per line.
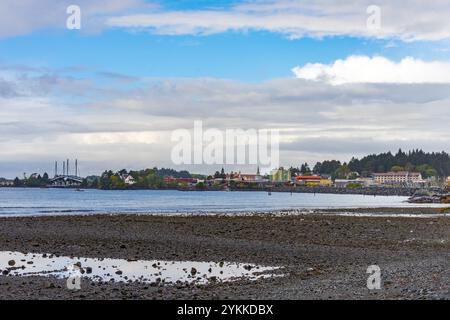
[0, 179, 14, 186]
[123, 175, 136, 185]
[373, 172, 423, 185]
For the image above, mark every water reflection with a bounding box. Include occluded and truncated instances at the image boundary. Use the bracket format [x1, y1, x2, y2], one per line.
[0, 251, 283, 285]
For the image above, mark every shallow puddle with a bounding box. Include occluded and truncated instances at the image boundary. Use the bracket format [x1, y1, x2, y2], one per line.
[0, 251, 283, 285]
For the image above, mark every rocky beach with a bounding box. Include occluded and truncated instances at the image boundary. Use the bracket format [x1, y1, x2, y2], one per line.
[0, 208, 448, 300]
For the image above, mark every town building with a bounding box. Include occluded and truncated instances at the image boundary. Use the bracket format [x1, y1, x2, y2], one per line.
[334, 178, 375, 188]
[334, 179, 353, 188]
[0, 178, 14, 187]
[373, 172, 423, 186]
[163, 177, 199, 186]
[296, 176, 332, 187]
[222, 168, 266, 183]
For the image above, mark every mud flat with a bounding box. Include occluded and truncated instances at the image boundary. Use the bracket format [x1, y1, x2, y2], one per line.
[0, 208, 449, 300]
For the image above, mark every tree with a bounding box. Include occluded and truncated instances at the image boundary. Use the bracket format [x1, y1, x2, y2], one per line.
[314, 160, 341, 175]
[13, 177, 22, 187]
[333, 163, 351, 180]
[300, 163, 311, 175]
[289, 167, 301, 177]
[196, 182, 206, 190]
[391, 166, 404, 172]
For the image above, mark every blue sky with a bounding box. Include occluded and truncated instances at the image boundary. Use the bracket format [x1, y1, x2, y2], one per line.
[1, 29, 448, 82]
[1, 0, 450, 177]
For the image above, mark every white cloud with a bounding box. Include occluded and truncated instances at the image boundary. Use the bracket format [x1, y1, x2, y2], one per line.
[1, 0, 450, 42]
[2, 65, 450, 177]
[0, 0, 151, 38]
[292, 56, 450, 85]
[105, 0, 450, 42]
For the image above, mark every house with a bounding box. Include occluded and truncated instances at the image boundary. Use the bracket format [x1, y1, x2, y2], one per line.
[373, 172, 423, 186]
[123, 175, 136, 185]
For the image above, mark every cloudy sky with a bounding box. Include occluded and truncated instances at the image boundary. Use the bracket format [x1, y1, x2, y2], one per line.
[1, 0, 450, 177]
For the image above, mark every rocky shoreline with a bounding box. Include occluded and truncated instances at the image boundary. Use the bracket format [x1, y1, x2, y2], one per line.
[0, 208, 449, 300]
[1, 185, 424, 197]
[231, 186, 421, 197]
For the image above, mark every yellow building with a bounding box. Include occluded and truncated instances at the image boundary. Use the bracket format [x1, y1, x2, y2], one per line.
[320, 179, 333, 187]
[296, 176, 332, 187]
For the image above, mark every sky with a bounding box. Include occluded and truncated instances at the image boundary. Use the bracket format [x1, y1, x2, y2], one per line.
[1, 0, 450, 178]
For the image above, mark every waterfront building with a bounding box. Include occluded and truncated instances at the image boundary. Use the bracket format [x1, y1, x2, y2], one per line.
[163, 176, 199, 186]
[0, 178, 14, 186]
[334, 179, 353, 188]
[296, 175, 332, 187]
[373, 172, 423, 186]
[223, 167, 266, 183]
[334, 178, 375, 188]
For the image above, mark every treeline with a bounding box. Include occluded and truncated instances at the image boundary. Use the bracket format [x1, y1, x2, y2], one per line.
[10, 173, 50, 187]
[303, 149, 450, 179]
[84, 167, 194, 190]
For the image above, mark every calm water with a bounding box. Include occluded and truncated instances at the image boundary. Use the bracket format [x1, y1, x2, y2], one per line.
[0, 188, 440, 217]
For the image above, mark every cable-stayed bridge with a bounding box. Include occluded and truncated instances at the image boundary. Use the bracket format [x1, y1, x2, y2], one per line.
[48, 159, 83, 187]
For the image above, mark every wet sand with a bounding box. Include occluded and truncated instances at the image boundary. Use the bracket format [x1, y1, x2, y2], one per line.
[0, 208, 449, 300]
